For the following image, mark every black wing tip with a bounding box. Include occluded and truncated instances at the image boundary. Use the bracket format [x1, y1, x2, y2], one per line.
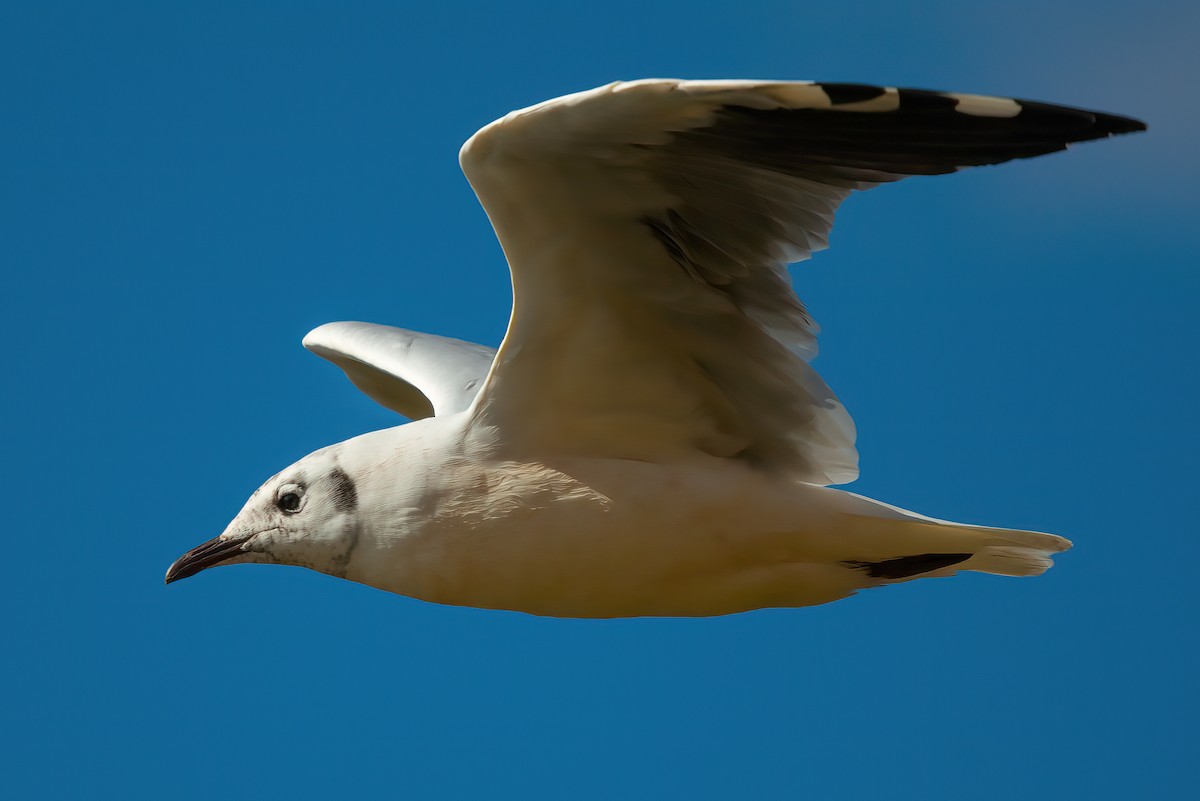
[689, 82, 1145, 179]
[1092, 110, 1148, 136]
[814, 81, 1148, 138]
[1013, 97, 1147, 141]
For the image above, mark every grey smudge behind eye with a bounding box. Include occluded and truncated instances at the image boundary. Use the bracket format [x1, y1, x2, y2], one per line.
[328, 468, 358, 513]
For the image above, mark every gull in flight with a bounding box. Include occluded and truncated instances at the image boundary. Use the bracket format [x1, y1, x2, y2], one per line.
[166, 80, 1144, 617]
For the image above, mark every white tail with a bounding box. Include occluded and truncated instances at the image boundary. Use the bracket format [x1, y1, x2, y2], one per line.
[962, 546, 1055, 577]
[818, 488, 1072, 582]
[850, 519, 1072, 581]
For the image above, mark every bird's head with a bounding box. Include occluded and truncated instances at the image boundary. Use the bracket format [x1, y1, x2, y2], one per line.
[165, 447, 362, 586]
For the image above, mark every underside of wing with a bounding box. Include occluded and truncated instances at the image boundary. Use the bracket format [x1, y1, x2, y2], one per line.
[460, 80, 1145, 482]
[304, 322, 496, 419]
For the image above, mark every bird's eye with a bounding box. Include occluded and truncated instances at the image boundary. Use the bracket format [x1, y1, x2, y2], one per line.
[278, 492, 301, 512]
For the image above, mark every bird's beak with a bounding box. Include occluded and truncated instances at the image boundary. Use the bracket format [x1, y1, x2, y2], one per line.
[165, 535, 251, 584]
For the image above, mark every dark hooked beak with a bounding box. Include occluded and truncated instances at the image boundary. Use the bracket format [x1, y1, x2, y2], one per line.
[165, 535, 250, 585]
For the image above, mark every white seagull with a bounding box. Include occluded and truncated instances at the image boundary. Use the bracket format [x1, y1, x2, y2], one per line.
[166, 80, 1144, 617]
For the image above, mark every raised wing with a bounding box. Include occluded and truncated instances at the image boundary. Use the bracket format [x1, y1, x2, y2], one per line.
[304, 322, 496, 419]
[461, 80, 1144, 483]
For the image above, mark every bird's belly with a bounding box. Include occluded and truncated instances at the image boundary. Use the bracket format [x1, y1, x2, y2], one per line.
[349, 458, 863, 617]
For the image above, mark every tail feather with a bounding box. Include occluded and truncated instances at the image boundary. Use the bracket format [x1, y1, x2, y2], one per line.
[821, 497, 1069, 585]
[958, 545, 1056, 577]
[862, 520, 1070, 582]
[871, 519, 1070, 579]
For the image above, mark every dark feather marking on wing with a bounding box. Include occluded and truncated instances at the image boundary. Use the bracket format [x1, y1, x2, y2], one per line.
[671, 94, 1145, 180]
[845, 553, 973, 579]
[896, 88, 960, 111]
[639, 91, 1144, 277]
[819, 83, 888, 105]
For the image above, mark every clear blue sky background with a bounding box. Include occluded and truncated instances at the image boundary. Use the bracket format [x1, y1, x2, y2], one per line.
[3, 2, 1196, 798]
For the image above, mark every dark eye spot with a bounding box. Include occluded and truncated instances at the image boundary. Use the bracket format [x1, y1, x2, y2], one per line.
[328, 468, 357, 514]
[278, 492, 301, 512]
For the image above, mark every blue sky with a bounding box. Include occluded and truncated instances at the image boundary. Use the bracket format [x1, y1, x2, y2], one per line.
[3, 1, 1196, 798]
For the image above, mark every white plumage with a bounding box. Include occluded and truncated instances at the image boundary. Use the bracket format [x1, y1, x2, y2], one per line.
[166, 79, 1144, 617]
